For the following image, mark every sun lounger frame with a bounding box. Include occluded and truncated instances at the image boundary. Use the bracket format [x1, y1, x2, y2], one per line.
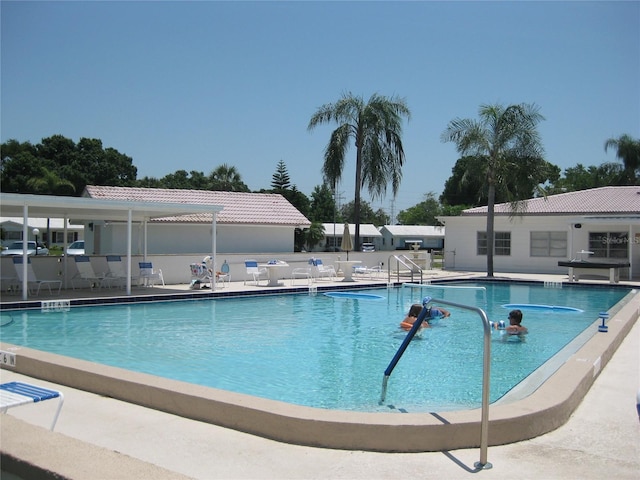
[0, 381, 64, 430]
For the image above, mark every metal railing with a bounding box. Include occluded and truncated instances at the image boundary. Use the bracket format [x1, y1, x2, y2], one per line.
[387, 254, 422, 283]
[379, 295, 493, 470]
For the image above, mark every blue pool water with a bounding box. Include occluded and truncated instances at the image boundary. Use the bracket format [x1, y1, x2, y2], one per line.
[0, 282, 631, 412]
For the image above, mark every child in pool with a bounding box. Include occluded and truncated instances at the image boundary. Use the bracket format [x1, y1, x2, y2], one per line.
[400, 304, 451, 330]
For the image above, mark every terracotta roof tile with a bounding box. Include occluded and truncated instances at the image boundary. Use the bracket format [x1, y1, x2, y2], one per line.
[462, 186, 640, 216]
[83, 186, 311, 226]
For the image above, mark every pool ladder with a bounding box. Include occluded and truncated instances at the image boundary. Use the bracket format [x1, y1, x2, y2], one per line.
[380, 295, 493, 470]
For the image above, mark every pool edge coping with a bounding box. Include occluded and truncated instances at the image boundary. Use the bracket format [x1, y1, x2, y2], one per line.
[1, 288, 638, 452]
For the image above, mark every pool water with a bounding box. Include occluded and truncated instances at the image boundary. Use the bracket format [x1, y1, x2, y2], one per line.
[0, 282, 630, 412]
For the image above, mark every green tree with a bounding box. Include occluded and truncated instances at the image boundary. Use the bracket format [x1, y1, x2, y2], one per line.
[308, 92, 411, 250]
[280, 186, 310, 218]
[441, 155, 559, 207]
[303, 221, 326, 252]
[208, 164, 250, 192]
[1, 135, 137, 194]
[271, 160, 291, 192]
[0, 151, 46, 193]
[441, 103, 545, 277]
[397, 192, 443, 225]
[545, 163, 622, 194]
[340, 200, 388, 226]
[26, 166, 75, 196]
[604, 134, 640, 185]
[308, 183, 340, 223]
[26, 166, 76, 245]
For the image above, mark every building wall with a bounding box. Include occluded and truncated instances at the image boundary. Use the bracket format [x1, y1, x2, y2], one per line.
[91, 222, 296, 255]
[442, 215, 639, 278]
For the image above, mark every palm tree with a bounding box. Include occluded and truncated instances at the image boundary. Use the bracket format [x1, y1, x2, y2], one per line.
[308, 92, 410, 250]
[208, 164, 249, 192]
[604, 134, 640, 185]
[26, 167, 76, 247]
[441, 103, 545, 277]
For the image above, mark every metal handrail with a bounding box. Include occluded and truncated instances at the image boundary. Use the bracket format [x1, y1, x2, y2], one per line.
[380, 295, 493, 470]
[387, 254, 423, 283]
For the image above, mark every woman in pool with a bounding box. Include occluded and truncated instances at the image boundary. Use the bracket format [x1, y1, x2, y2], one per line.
[400, 304, 451, 330]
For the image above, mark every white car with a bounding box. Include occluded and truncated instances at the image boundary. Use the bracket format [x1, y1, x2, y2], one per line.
[361, 243, 375, 252]
[1, 241, 50, 256]
[65, 240, 85, 256]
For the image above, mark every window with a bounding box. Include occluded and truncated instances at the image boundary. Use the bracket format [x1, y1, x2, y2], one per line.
[4, 231, 22, 241]
[530, 231, 567, 257]
[477, 231, 511, 256]
[588, 232, 628, 259]
[326, 237, 340, 248]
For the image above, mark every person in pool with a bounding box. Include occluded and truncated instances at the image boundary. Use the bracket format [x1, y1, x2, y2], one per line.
[400, 304, 451, 330]
[493, 309, 528, 336]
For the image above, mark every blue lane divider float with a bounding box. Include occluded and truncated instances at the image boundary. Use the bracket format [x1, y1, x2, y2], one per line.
[502, 303, 583, 313]
[323, 292, 385, 300]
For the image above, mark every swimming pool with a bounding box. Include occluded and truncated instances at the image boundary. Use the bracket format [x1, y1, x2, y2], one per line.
[0, 282, 631, 413]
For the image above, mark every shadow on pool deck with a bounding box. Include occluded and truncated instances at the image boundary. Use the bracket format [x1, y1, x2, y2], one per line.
[1, 272, 639, 479]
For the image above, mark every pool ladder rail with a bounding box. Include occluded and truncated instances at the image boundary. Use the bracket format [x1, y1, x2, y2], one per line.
[380, 295, 493, 470]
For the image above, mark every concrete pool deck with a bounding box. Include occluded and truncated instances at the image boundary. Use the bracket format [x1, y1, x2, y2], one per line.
[1, 272, 639, 479]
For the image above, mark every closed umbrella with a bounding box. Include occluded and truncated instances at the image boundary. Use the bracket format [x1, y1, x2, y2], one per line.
[341, 223, 353, 260]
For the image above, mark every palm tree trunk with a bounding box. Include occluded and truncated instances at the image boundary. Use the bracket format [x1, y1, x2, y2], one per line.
[486, 182, 495, 278]
[353, 137, 363, 251]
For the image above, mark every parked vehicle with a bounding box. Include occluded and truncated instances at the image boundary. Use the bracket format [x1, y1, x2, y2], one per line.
[0, 241, 49, 256]
[65, 240, 85, 256]
[361, 243, 375, 252]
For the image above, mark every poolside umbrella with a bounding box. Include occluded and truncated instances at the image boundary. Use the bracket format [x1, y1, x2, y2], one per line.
[341, 223, 353, 260]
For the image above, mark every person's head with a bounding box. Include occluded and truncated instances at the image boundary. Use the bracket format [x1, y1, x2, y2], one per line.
[408, 304, 423, 317]
[508, 309, 523, 325]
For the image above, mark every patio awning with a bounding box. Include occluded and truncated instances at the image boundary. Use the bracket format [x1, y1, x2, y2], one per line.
[0, 193, 224, 298]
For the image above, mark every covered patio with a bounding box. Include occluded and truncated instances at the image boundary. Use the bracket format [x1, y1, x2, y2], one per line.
[0, 193, 223, 299]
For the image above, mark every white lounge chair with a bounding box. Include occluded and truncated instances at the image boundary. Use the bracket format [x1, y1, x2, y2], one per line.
[0, 381, 64, 431]
[12, 257, 62, 295]
[312, 258, 336, 281]
[139, 262, 164, 287]
[244, 260, 267, 286]
[72, 255, 111, 289]
[106, 255, 138, 288]
[353, 263, 384, 279]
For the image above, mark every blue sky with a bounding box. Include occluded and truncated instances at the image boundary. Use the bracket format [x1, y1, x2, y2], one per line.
[2, 1, 638, 218]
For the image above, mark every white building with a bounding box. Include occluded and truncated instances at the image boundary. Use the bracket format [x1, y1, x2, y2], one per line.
[83, 186, 311, 255]
[437, 186, 639, 279]
[379, 225, 445, 251]
[318, 223, 383, 252]
[0, 217, 84, 248]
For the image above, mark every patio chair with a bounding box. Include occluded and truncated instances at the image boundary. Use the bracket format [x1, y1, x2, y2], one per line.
[217, 260, 231, 287]
[291, 266, 313, 285]
[12, 257, 62, 295]
[139, 262, 164, 287]
[244, 260, 268, 286]
[72, 255, 112, 290]
[353, 263, 384, 280]
[106, 255, 138, 288]
[0, 381, 64, 431]
[312, 258, 336, 281]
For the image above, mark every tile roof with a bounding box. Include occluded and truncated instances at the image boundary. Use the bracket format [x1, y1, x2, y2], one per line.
[462, 186, 640, 216]
[84, 186, 311, 226]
